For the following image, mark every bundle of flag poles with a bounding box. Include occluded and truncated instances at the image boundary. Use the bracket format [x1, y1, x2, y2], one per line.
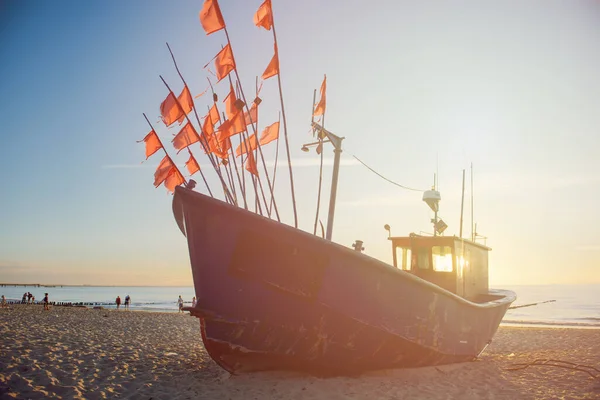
[138, 0, 327, 227]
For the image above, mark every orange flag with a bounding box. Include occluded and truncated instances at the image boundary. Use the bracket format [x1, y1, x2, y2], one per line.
[138, 130, 162, 159]
[261, 45, 279, 80]
[253, 0, 273, 30]
[235, 133, 257, 156]
[172, 122, 199, 152]
[199, 0, 225, 35]
[160, 85, 193, 127]
[217, 112, 246, 142]
[216, 118, 232, 141]
[164, 167, 185, 192]
[259, 121, 280, 146]
[313, 75, 327, 117]
[217, 137, 231, 158]
[209, 103, 220, 126]
[244, 103, 258, 126]
[223, 83, 237, 119]
[214, 44, 235, 82]
[202, 113, 215, 136]
[211, 134, 230, 159]
[154, 156, 174, 187]
[245, 151, 259, 176]
[176, 86, 193, 124]
[185, 152, 201, 175]
[231, 109, 246, 135]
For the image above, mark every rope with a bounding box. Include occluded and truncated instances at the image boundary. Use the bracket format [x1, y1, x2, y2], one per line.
[508, 300, 556, 310]
[506, 359, 599, 380]
[352, 155, 427, 192]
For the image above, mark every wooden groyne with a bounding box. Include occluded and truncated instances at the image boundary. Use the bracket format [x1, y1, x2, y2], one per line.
[0, 283, 63, 288]
[4, 301, 118, 307]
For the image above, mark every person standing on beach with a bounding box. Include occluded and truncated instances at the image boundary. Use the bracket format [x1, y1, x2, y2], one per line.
[21, 293, 27, 304]
[1, 295, 7, 308]
[43, 293, 49, 311]
[124, 295, 130, 310]
[191, 296, 196, 308]
[27, 292, 32, 304]
[178, 295, 184, 313]
[116, 296, 121, 310]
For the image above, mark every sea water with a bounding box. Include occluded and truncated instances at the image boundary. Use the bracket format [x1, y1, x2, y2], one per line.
[0, 285, 196, 312]
[2, 284, 599, 327]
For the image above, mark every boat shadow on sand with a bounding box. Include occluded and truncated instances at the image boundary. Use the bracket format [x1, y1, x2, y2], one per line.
[169, 358, 535, 400]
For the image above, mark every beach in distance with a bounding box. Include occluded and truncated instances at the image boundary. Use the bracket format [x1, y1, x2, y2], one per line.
[1, 303, 600, 400]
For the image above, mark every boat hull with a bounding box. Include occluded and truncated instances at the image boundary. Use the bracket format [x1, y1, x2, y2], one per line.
[173, 187, 516, 376]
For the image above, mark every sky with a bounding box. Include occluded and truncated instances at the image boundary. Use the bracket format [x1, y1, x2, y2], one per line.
[1, 0, 599, 286]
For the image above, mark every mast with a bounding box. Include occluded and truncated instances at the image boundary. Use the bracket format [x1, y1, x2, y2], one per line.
[459, 169, 465, 238]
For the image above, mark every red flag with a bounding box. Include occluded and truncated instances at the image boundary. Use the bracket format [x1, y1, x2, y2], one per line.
[214, 44, 235, 82]
[154, 156, 174, 187]
[164, 167, 185, 192]
[313, 75, 326, 117]
[244, 103, 258, 126]
[185, 153, 201, 175]
[235, 133, 257, 156]
[172, 122, 199, 152]
[138, 130, 162, 159]
[261, 45, 279, 80]
[160, 85, 193, 127]
[253, 0, 273, 30]
[199, 0, 225, 35]
[245, 151, 259, 176]
[259, 121, 280, 146]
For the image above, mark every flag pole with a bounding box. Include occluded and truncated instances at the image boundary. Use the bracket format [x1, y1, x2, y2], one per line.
[268, 2, 299, 228]
[205, 77, 248, 209]
[224, 77, 250, 210]
[164, 44, 234, 204]
[159, 75, 234, 204]
[222, 27, 281, 223]
[225, 106, 269, 216]
[268, 112, 281, 216]
[311, 89, 326, 235]
[141, 113, 191, 191]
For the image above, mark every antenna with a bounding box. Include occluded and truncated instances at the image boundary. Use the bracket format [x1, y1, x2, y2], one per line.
[459, 169, 465, 238]
[436, 152, 439, 191]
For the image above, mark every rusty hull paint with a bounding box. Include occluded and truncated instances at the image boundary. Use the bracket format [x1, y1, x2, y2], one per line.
[173, 187, 515, 376]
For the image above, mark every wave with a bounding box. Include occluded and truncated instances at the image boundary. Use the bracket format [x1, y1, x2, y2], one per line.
[573, 316, 600, 321]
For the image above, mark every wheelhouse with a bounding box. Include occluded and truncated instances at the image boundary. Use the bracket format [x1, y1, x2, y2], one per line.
[389, 233, 491, 299]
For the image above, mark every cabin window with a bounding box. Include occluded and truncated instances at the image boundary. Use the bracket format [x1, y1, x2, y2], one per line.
[417, 248, 429, 269]
[395, 247, 412, 270]
[432, 246, 453, 272]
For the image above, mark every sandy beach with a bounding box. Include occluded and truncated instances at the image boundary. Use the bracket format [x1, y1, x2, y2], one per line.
[1, 305, 599, 400]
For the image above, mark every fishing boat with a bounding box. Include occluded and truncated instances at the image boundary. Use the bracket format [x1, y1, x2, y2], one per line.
[138, 0, 516, 376]
[174, 184, 516, 376]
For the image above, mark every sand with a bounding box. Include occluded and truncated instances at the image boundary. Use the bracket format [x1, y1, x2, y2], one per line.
[1, 305, 599, 400]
